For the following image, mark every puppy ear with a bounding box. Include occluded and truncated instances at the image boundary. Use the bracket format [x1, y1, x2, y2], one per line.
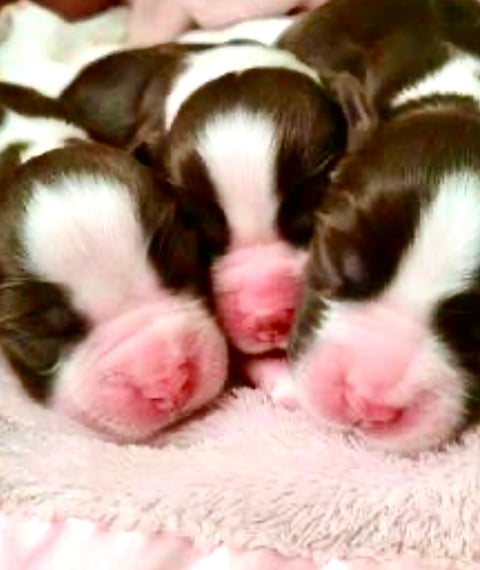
[327, 72, 378, 152]
[0, 82, 71, 119]
[59, 46, 184, 147]
[0, 279, 87, 400]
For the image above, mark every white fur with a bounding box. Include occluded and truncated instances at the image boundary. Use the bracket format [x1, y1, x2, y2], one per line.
[392, 52, 480, 107]
[21, 173, 160, 321]
[197, 110, 279, 246]
[179, 16, 294, 46]
[314, 170, 480, 336]
[0, 110, 88, 162]
[165, 44, 319, 129]
[386, 170, 480, 313]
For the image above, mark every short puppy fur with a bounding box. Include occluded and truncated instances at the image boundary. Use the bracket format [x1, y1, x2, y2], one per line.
[0, 82, 228, 442]
[284, 0, 480, 451]
[60, 42, 348, 365]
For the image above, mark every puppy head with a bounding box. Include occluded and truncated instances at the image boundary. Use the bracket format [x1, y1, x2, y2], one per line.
[0, 143, 227, 442]
[290, 87, 480, 452]
[158, 65, 347, 354]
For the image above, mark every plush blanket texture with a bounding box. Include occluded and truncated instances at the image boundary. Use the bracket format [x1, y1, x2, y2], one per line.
[1, 3, 480, 569]
[1, 357, 480, 570]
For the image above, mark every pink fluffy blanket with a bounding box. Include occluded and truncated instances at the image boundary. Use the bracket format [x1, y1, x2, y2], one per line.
[0, 355, 479, 570]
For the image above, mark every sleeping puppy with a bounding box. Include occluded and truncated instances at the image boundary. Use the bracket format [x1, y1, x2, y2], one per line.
[60, 43, 348, 362]
[278, 1, 441, 102]
[277, 0, 480, 111]
[287, 16, 480, 452]
[0, 82, 228, 442]
[277, 0, 448, 110]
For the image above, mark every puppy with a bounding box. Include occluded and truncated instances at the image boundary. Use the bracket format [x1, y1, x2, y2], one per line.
[277, 0, 465, 112]
[277, 0, 480, 109]
[60, 43, 348, 365]
[287, 0, 480, 452]
[0, 82, 228, 442]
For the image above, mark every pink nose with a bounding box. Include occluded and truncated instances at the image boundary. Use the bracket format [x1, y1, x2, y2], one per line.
[301, 306, 422, 428]
[216, 272, 298, 352]
[213, 242, 305, 354]
[94, 320, 199, 428]
[62, 303, 228, 439]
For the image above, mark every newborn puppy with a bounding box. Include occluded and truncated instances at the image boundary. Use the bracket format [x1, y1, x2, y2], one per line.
[0, 82, 228, 442]
[156, 52, 347, 357]
[277, 0, 457, 112]
[61, 43, 347, 359]
[289, 43, 480, 452]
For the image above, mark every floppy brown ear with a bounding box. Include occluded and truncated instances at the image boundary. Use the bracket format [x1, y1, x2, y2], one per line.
[0, 279, 87, 401]
[0, 82, 72, 119]
[59, 46, 183, 147]
[327, 72, 378, 152]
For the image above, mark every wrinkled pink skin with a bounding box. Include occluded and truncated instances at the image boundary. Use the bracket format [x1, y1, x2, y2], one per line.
[127, 0, 331, 45]
[293, 302, 464, 452]
[212, 242, 307, 355]
[53, 300, 228, 443]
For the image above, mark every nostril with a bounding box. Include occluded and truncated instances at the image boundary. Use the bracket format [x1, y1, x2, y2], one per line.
[249, 313, 292, 348]
[141, 359, 195, 411]
[99, 354, 196, 418]
[218, 288, 295, 351]
[254, 309, 294, 338]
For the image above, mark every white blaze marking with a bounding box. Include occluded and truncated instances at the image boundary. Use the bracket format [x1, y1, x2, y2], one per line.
[165, 44, 319, 129]
[393, 52, 480, 107]
[196, 109, 279, 246]
[21, 173, 159, 320]
[386, 170, 480, 313]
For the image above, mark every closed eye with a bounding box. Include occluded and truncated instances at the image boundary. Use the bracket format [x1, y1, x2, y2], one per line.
[292, 148, 340, 190]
